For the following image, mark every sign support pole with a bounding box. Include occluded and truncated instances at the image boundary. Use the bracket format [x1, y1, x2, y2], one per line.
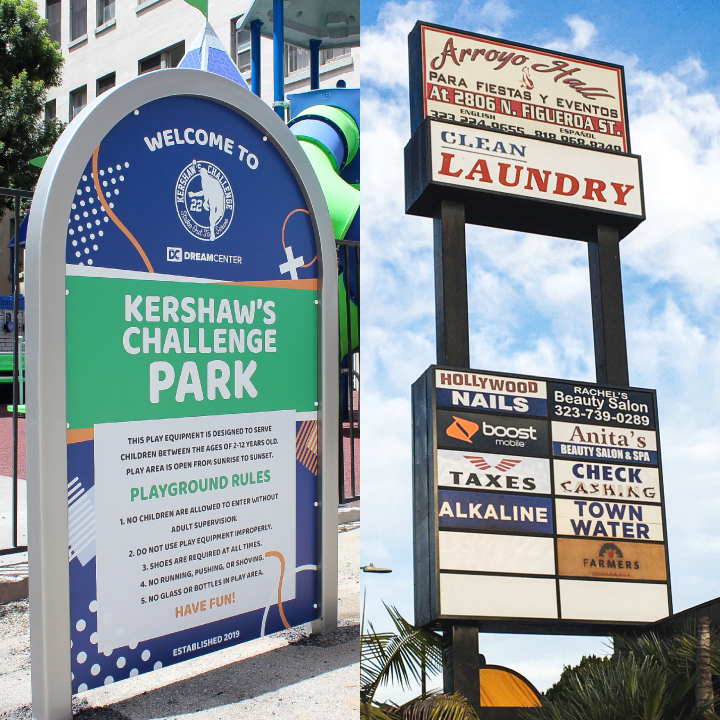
[588, 225, 629, 386]
[442, 623, 481, 715]
[434, 197, 480, 712]
[272, 0, 285, 118]
[434, 199, 469, 367]
[589, 224, 631, 660]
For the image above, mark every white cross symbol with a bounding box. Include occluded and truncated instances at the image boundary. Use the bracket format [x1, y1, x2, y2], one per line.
[279, 245, 305, 279]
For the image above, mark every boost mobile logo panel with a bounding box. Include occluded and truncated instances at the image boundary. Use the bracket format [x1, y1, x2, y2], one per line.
[437, 449, 551, 494]
[437, 409, 549, 457]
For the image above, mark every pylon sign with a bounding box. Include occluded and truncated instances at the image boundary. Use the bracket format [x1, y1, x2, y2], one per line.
[26, 69, 338, 710]
[408, 21, 630, 151]
[405, 21, 644, 241]
[413, 366, 671, 633]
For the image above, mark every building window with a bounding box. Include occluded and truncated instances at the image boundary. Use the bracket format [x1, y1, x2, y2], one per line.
[69, 85, 87, 120]
[46, 0, 61, 44]
[321, 47, 351, 64]
[285, 44, 309, 76]
[284, 45, 351, 77]
[45, 99, 57, 122]
[138, 42, 185, 74]
[96, 0, 114, 26]
[96, 72, 115, 95]
[70, 0, 87, 40]
[231, 16, 251, 76]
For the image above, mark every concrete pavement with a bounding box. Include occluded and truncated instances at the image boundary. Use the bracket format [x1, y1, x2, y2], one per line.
[0, 523, 360, 719]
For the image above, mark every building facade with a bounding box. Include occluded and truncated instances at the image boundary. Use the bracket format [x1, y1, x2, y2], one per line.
[40, 0, 359, 123]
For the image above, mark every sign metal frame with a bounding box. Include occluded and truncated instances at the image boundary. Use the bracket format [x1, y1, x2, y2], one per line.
[408, 21, 631, 153]
[413, 364, 672, 636]
[26, 70, 339, 720]
[405, 118, 646, 241]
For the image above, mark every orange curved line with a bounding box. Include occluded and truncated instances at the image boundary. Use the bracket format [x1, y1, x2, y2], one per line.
[92, 146, 154, 273]
[265, 551, 291, 629]
[282, 208, 317, 269]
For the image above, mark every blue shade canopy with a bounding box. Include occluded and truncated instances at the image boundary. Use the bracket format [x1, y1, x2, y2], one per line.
[179, 21, 251, 89]
[238, 0, 360, 49]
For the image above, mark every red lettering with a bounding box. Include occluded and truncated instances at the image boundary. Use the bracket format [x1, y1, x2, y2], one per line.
[610, 182, 634, 206]
[524, 168, 551, 192]
[430, 38, 460, 70]
[554, 173, 579, 196]
[438, 152, 462, 177]
[464, 158, 492, 183]
[498, 163, 523, 187]
[583, 178, 607, 202]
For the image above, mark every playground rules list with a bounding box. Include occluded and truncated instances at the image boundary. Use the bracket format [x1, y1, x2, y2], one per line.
[93, 410, 296, 653]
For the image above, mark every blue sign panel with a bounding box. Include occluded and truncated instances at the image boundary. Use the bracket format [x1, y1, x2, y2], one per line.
[552, 441, 657, 466]
[436, 388, 547, 416]
[63, 92, 322, 694]
[438, 489, 553, 534]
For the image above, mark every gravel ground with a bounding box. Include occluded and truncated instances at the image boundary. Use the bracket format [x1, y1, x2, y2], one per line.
[0, 524, 359, 719]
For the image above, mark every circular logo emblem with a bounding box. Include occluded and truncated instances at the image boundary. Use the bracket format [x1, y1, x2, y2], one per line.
[175, 160, 234, 241]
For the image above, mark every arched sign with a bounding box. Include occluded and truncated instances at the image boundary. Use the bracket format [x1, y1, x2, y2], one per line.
[26, 70, 338, 716]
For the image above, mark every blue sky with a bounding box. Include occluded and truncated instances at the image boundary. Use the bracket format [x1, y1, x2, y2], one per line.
[360, 0, 720, 700]
[362, 0, 720, 83]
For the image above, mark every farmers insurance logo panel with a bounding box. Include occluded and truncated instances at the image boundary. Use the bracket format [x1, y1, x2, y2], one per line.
[418, 23, 629, 152]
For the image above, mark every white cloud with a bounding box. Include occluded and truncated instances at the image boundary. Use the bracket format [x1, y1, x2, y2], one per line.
[546, 15, 598, 54]
[360, 0, 438, 90]
[674, 56, 707, 81]
[361, 0, 720, 693]
[453, 0, 515, 36]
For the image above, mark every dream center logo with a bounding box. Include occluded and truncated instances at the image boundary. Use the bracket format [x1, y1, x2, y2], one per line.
[175, 160, 234, 241]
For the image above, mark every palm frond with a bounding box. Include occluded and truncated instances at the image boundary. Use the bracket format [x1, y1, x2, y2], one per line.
[361, 603, 443, 705]
[399, 692, 479, 720]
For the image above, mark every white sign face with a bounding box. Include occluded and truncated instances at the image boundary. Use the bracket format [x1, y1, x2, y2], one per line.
[439, 531, 556, 575]
[430, 120, 643, 217]
[553, 459, 660, 503]
[439, 574, 558, 619]
[437, 449, 551, 494]
[555, 497, 664, 542]
[419, 24, 629, 152]
[559, 579, 670, 623]
[93, 410, 296, 654]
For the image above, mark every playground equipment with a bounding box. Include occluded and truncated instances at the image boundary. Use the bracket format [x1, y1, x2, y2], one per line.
[288, 88, 360, 501]
[288, 89, 359, 355]
[176, 18, 360, 501]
